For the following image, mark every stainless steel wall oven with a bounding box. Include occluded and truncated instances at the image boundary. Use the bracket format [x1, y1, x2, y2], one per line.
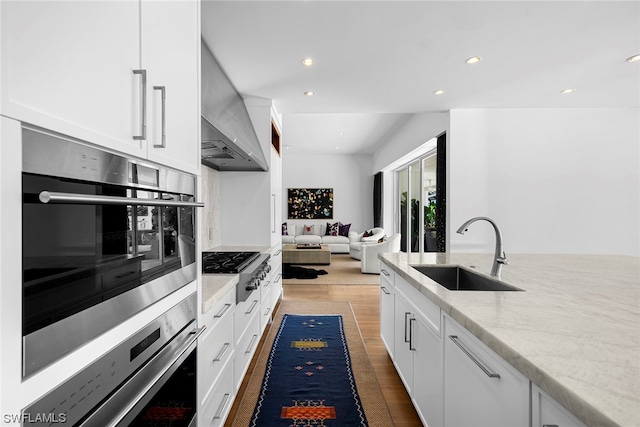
[21, 126, 203, 377]
[24, 292, 203, 427]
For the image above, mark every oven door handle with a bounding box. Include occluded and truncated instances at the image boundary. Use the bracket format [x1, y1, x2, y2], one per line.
[39, 191, 204, 208]
[80, 324, 205, 427]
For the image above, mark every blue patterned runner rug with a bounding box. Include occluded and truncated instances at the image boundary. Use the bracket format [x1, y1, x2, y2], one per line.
[249, 314, 368, 426]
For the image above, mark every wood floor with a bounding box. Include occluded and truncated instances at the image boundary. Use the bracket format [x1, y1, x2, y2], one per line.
[225, 283, 423, 426]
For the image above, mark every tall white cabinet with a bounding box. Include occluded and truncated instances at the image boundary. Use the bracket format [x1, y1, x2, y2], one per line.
[1, 0, 200, 174]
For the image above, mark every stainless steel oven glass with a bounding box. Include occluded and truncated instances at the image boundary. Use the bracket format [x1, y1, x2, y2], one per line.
[21, 126, 202, 377]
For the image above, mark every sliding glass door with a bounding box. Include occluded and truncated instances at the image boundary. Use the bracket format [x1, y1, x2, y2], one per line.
[396, 133, 446, 253]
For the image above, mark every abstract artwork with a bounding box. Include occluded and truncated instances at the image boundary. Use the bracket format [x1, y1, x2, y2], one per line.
[288, 188, 333, 219]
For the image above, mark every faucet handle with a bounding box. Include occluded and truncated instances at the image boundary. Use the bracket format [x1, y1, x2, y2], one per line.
[497, 254, 509, 265]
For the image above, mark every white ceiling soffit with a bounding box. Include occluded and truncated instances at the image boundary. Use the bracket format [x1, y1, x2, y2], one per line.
[201, 1, 640, 155]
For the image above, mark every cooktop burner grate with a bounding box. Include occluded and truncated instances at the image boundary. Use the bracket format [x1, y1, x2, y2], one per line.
[202, 251, 261, 274]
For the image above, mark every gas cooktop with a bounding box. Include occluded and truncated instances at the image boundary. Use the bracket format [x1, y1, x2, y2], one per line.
[201, 251, 261, 274]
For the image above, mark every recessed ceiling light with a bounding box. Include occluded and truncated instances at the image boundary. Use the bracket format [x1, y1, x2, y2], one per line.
[284, 145, 291, 149]
[626, 54, 640, 63]
[301, 58, 315, 66]
[433, 89, 446, 95]
[560, 88, 575, 94]
[304, 91, 315, 96]
[335, 146, 340, 150]
[466, 56, 481, 64]
[338, 131, 344, 135]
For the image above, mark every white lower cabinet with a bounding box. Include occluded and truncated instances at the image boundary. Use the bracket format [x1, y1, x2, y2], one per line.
[234, 310, 261, 391]
[200, 358, 235, 427]
[379, 266, 394, 356]
[393, 277, 443, 427]
[198, 287, 236, 427]
[532, 384, 587, 427]
[443, 315, 529, 427]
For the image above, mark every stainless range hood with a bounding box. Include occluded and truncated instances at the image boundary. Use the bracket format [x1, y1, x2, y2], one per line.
[201, 40, 268, 171]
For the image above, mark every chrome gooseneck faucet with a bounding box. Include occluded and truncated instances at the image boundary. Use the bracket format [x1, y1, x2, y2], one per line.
[456, 216, 509, 278]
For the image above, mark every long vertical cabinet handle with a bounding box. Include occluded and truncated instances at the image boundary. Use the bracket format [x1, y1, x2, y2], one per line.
[133, 69, 147, 140]
[152, 85, 166, 148]
[271, 194, 276, 233]
[449, 335, 501, 379]
[404, 312, 411, 343]
[409, 318, 416, 351]
[213, 393, 231, 420]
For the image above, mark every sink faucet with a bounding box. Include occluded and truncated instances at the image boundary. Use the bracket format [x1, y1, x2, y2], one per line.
[456, 216, 509, 278]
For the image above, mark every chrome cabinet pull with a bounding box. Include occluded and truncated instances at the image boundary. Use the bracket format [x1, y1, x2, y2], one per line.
[245, 334, 258, 354]
[213, 393, 231, 420]
[264, 280, 271, 288]
[274, 249, 282, 256]
[152, 85, 166, 148]
[38, 191, 204, 207]
[404, 312, 411, 343]
[133, 69, 147, 141]
[449, 335, 501, 379]
[213, 343, 230, 362]
[542, 425, 560, 427]
[214, 303, 232, 318]
[381, 286, 391, 295]
[271, 193, 276, 233]
[264, 307, 271, 316]
[409, 318, 416, 351]
[246, 300, 258, 315]
[274, 273, 282, 283]
[381, 268, 390, 277]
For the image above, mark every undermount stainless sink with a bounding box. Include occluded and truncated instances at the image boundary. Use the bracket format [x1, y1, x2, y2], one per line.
[412, 266, 523, 292]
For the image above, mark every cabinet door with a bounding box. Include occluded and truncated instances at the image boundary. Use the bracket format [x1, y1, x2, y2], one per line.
[532, 384, 587, 427]
[380, 277, 394, 356]
[444, 317, 529, 427]
[413, 315, 443, 427]
[393, 291, 414, 394]
[141, 0, 199, 174]
[1, 1, 143, 157]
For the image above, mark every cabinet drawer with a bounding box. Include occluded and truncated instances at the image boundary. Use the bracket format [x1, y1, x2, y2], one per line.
[234, 313, 261, 390]
[200, 358, 235, 427]
[396, 275, 441, 336]
[380, 262, 395, 286]
[234, 291, 260, 344]
[444, 316, 529, 427]
[532, 384, 586, 427]
[198, 318, 234, 397]
[201, 287, 235, 331]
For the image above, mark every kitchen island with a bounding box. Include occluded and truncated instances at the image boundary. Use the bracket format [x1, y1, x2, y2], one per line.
[379, 252, 639, 427]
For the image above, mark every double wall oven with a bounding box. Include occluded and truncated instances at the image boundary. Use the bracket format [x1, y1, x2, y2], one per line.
[21, 126, 203, 377]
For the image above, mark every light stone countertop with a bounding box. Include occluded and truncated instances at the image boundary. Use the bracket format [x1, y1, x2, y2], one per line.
[201, 245, 279, 314]
[378, 252, 640, 427]
[201, 273, 238, 314]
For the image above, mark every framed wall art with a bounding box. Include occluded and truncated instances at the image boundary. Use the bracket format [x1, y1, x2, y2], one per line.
[287, 188, 333, 219]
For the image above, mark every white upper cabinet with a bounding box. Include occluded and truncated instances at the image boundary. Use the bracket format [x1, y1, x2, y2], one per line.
[1, 1, 141, 154]
[1, 0, 200, 174]
[140, 0, 199, 173]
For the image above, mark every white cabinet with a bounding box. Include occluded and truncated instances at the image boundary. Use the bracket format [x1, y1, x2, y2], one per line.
[532, 384, 587, 427]
[198, 286, 235, 427]
[394, 276, 444, 427]
[1, 0, 199, 174]
[140, 0, 200, 173]
[379, 265, 394, 356]
[220, 101, 281, 246]
[444, 315, 529, 427]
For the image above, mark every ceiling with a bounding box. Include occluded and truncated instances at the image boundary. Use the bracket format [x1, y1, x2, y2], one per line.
[201, 1, 640, 156]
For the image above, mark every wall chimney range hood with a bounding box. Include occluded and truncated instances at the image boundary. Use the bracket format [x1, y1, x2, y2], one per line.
[201, 40, 268, 171]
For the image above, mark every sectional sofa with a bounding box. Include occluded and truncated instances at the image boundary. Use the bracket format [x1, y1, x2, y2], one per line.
[281, 222, 351, 253]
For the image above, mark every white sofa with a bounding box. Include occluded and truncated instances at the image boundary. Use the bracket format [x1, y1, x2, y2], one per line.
[281, 222, 350, 253]
[361, 233, 401, 274]
[349, 227, 386, 260]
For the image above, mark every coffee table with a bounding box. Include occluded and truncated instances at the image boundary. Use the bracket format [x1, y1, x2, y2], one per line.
[282, 244, 331, 265]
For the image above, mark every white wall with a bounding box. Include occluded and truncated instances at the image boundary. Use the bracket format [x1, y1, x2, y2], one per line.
[448, 108, 640, 256]
[282, 152, 374, 233]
